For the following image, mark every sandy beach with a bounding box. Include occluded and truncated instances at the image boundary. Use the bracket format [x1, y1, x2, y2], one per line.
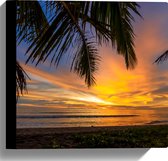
[16, 125, 168, 149]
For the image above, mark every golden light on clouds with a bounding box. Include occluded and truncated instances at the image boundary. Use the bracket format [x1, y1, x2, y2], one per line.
[17, 3, 168, 109]
[71, 95, 113, 105]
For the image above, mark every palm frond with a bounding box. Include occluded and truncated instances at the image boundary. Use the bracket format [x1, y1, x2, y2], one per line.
[16, 61, 29, 103]
[16, 1, 141, 88]
[90, 2, 140, 69]
[25, 2, 75, 66]
[114, 3, 138, 69]
[16, 0, 49, 44]
[59, 2, 100, 87]
[71, 36, 100, 87]
[154, 50, 168, 64]
[24, 1, 100, 87]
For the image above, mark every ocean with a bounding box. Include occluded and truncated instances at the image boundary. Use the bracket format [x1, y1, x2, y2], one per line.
[17, 105, 168, 128]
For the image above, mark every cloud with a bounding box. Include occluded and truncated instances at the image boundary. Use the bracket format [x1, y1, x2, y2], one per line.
[152, 86, 168, 94]
[17, 3, 168, 108]
[89, 3, 168, 106]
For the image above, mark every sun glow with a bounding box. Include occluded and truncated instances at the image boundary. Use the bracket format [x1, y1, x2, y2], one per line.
[18, 10, 168, 107]
[71, 95, 114, 105]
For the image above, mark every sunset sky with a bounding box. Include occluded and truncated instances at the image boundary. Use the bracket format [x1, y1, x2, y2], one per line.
[17, 2, 168, 110]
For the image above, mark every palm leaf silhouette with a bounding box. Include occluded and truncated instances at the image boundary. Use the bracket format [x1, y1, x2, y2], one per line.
[154, 50, 168, 64]
[16, 61, 29, 103]
[16, 1, 142, 99]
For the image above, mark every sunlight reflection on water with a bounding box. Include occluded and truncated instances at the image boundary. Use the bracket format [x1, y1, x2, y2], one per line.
[16, 105, 168, 128]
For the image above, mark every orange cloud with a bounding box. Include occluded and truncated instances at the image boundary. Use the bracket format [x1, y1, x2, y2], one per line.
[18, 4, 168, 108]
[90, 13, 168, 106]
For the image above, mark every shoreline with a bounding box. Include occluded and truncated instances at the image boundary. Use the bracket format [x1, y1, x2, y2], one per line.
[17, 124, 166, 135]
[16, 124, 168, 148]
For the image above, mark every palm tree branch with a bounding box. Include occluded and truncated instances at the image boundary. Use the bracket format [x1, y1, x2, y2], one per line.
[25, 10, 67, 64]
[154, 50, 168, 64]
[61, 1, 99, 87]
[16, 0, 49, 44]
[113, 3, 137, 69]
[16, 61, 30, 103]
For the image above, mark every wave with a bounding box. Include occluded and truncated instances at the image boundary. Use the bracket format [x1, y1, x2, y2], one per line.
[17, 114, 138, 119]
[146, 120, 168, 125]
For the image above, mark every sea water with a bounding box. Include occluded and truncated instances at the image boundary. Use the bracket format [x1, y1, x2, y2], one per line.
[17, 105, 168, 128]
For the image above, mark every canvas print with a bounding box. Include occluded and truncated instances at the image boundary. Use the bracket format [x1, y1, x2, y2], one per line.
[16, 1, 168, 149]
